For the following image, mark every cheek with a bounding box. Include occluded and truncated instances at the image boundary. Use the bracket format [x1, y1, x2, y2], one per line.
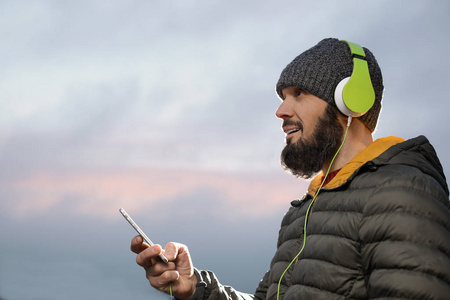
[298, 105, 327, 137]
[300, 118, 317, 139]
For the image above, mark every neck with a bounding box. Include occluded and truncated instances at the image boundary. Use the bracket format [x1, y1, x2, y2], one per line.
[322, 117, 373, 174]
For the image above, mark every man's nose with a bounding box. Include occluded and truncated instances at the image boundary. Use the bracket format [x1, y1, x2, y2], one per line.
[276, 100, 294, 119]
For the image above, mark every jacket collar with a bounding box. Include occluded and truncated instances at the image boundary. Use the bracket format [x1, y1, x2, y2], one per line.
[308, 136, 405, 195]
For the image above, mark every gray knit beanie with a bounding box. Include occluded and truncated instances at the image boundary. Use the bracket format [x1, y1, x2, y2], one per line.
[276, 38, 384, 132]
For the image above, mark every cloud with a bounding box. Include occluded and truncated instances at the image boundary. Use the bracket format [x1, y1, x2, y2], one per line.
[0, 165, 306, 219]
[1, 1, 450, 299]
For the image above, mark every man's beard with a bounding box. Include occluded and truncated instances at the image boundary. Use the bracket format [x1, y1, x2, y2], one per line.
[280, 105, 344, 179]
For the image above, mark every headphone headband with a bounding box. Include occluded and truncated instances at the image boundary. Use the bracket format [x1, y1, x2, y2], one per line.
[345, 40, 366, 58]
[334, 40, 376, 117]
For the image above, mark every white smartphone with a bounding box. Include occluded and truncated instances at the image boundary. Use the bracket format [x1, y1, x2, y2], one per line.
[119, 208, 169, 263]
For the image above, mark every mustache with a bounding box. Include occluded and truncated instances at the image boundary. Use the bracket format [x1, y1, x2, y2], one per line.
[282, 119, 304, 132]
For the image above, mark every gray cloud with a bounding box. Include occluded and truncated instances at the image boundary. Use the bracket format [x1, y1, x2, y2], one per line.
[1, 1, 450, 299]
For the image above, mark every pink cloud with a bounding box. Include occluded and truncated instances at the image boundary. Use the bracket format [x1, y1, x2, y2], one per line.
[2, 167, 308, 219]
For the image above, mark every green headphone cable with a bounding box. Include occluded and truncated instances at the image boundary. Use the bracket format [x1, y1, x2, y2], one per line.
[276, 116, 352, 300]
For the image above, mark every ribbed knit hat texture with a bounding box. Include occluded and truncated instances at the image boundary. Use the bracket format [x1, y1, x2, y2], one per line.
[276, 38, 384, 132]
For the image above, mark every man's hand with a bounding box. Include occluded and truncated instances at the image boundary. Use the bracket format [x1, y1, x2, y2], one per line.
[130, 236, 197, 300]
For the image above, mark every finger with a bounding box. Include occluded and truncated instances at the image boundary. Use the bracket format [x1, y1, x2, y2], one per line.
[164, 243, 194, 277]
[136, 244, 163, 268]
[164, 242, 190, 261]
[164, 242, 179, 261]
[146, 261, 176, 278]
[148, 269, 180, 291]
[130, 235, 149, 254]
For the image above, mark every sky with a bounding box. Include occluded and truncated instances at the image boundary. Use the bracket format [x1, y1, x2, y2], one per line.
[0, 0, 449, 299]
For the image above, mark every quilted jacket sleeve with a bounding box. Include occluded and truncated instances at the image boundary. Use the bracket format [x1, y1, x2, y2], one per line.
[359, 165, 450, 299]
[190, 268, 269, 300]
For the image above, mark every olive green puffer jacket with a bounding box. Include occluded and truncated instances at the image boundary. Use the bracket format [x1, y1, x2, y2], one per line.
[192, 136, 450, 300]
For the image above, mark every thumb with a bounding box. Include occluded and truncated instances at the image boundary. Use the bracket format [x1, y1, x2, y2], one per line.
[164, 242, 194, 277]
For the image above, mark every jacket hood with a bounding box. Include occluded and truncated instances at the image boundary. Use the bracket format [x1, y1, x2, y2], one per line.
[372, 135, 448, 195]
[309, 135, 449, 196]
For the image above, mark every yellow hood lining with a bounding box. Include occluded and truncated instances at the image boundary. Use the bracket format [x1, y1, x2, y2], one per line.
[308, 136, 405, 195]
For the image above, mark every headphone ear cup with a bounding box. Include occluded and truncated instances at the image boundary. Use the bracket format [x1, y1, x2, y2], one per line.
[334, 77, 359, 117]
[334, 73, 374, 117]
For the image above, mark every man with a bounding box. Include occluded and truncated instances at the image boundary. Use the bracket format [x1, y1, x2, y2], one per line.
[130, 38, 450, 299]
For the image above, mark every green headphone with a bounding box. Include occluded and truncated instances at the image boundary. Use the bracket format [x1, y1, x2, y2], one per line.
[334, 40, 376, 117]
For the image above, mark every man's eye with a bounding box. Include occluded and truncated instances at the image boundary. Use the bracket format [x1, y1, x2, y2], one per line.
[295, 89, 303, 96]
